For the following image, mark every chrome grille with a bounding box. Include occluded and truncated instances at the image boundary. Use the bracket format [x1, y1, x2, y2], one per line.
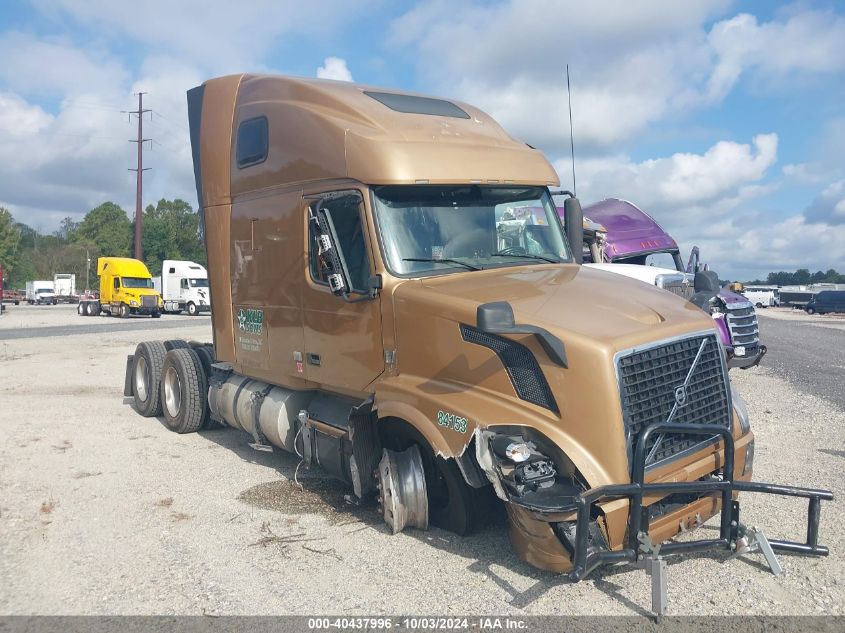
[617, 332, 731, 468]
[725, 301, 759, 348]
[141, 295, 156, 308]
[656, 273, 694, 301]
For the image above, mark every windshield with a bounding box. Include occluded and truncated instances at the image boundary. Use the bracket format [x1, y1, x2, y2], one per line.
[122, 277, 154, 289]
[37, 288, 52, 294]
[189, 278, 209, 288]
[373, 185, 570, 276]
[614, 250, 684, 272]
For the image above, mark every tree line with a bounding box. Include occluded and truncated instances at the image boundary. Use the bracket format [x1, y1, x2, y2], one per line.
[745, 269, 845, 286]
[0, 199, 205, 290]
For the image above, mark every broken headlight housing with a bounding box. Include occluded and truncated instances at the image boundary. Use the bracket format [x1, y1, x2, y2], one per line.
[490, 435, 557, 496]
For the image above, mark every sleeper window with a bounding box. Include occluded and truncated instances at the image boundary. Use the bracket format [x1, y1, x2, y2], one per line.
[236, 116, 268, 168]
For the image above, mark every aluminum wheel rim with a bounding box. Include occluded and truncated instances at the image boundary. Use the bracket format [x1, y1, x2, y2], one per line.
[163, 366, 182, 418]
[134, 356, 149, 402]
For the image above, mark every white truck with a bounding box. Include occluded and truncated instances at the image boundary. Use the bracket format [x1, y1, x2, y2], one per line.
[53, 273, 77, 303]
[153, 260, 211, 316]
[26, 280, 57, 305]
[742, 286, 780, 308]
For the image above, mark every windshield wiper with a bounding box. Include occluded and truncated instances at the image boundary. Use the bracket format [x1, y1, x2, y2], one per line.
[403, 258, 481, 271]
[491, 252, 561, 264]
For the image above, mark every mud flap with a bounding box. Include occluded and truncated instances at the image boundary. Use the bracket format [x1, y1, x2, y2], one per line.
[123, 354, 135, 397]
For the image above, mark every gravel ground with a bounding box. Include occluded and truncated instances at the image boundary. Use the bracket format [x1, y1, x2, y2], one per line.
[756, 309, 845, 409]
[0, 305, 842, 616]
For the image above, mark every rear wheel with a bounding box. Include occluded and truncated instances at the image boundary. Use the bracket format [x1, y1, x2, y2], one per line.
[133, 341, 167, 417]
[77, 303, 85, 316]
[160, 348, 208, 434]
[87, 302, 101, 316]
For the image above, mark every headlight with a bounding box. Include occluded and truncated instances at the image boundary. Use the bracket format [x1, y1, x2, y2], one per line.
[130, 300, 138, 307]
[731, 384, 751, 434]
[491, 436, 531, 462]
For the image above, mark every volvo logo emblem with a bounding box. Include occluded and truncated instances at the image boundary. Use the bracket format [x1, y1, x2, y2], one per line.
[674, 385, 688, 407]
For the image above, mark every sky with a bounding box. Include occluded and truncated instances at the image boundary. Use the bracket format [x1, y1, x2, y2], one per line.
[0, 0, 843, 280]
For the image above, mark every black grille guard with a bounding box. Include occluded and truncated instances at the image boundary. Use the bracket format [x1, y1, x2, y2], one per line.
[567, 422, 833, 583]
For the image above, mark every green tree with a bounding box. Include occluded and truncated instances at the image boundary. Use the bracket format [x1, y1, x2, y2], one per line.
[77, 202, 132, 257]
[140, 198, 204, 274]
[0, 207, 22, 284]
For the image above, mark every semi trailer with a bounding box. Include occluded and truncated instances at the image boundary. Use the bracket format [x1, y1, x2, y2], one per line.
[123, 74, 831, 614]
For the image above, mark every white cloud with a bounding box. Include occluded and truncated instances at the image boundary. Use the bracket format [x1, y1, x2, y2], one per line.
[706, 9, 845, 100]
[566, 134, 778, 212]
[33, 0, 371, 72]
[805, 179, 845, 225]
[316, 57, 353, 82]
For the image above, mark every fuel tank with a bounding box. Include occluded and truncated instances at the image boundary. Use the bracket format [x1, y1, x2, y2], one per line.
[208, 374, 313, 452]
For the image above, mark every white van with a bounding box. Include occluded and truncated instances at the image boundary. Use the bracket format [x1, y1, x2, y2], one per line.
[154, 260, 211, 316]
[743, 286, 780, 308]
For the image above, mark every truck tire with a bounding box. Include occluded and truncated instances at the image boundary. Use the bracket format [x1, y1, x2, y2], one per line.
[118, 303, 129, 318]
[187, 302, 198, 316]
[133, 341, 167, 417]
[151, 310, 161, 318]
[87, 302, 101, 317]
[160, 348, 208, 434]
[806, 307, 816, 315]
[77, 302, 85, 316]
[380, 420, 494, 535]
[164, 339, 190, 351]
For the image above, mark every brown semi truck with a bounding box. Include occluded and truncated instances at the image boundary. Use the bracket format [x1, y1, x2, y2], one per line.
[124, 74, 830, 613]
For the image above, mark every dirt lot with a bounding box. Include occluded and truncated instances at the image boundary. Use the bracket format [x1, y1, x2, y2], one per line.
[0, 304, 843, 616]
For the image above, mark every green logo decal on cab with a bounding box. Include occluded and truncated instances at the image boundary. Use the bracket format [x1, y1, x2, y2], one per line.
[237, 308, 264, 335]
[437, 410, 468, 434]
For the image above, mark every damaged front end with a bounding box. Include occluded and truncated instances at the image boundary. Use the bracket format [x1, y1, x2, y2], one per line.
[477, 422, 832, 616]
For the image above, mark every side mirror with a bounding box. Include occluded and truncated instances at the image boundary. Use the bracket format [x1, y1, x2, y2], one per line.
[563, 196, 584, 265]
[309, 205, 349, 296]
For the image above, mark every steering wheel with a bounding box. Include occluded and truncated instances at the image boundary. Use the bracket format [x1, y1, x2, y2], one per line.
[497, 245, 528, 255]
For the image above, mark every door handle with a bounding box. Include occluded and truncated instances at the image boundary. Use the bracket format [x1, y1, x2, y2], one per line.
[307, 353, 321, 366]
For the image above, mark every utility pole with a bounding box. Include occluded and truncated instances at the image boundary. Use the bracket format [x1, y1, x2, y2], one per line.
[85, 249, 91, 292]
[127, 92, 151, 260]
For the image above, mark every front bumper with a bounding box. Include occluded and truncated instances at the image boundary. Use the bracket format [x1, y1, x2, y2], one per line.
[727, 343, 767, 369]
[504, 423, 831, 579]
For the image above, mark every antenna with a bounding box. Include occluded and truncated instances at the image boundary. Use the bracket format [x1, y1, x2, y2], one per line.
[566, 64, 576, 197]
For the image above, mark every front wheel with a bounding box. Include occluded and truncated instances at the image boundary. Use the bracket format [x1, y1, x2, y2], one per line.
[806, 307, 816, 315]
[755, 302, 763, 308]
[187, 302, 198, 316]
[380, 421, 495, 535]
[119, 303, 129, 318]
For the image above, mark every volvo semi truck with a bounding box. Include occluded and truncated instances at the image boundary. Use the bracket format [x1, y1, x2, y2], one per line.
[123, 75, 830, 614]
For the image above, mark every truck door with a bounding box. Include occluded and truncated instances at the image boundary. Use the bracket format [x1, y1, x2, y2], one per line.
[302, 192, 384, 391]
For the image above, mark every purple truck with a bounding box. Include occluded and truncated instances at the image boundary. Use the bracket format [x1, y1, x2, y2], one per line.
[563, 197, 765, 370]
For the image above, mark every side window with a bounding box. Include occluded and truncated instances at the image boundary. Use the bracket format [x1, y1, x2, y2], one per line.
[309, 196, 370, 293]
[236, 116, 268, 168]
[169, 267, 176, 274]
[113, 278, 120, 289]
[180, 279, 189, 290]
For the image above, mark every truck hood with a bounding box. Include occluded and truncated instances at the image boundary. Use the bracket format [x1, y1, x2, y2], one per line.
[412, 264, 712, 349]
[389, 264, 719, 487]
